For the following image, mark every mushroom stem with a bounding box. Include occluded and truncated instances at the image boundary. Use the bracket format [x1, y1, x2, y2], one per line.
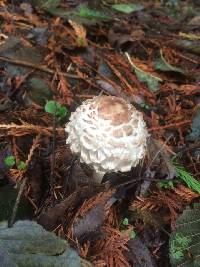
[92, 170, 105, 184]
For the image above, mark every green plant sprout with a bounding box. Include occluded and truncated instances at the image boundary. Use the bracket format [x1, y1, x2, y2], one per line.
[4, 155, 27, 170]
[170, 233, 191, 262]
[17, 161, 27, 171]
[4, 155, 16, 167]
[129, 230, 136, 239]
[44, 100, 68, 193]
[44, 100, 67, 118]
[157, 180, 174, 190]
[122, 217, 129, 226]
[120, 217, 136, 239]
[140, 102, 150, 110]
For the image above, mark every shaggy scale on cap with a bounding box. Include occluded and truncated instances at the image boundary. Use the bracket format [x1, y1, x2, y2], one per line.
[65, 95, 148, 181]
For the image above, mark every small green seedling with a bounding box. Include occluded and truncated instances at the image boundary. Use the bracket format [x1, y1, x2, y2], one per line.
[4, 156, 27, 170]
[157, 180, 174, 189]
[121, 217, 136, 239]
[4, 155, 16, 167]
[45, 100, 68, 191]
[140, 102, 150, 110]
[129, 230, 136, 239]
[122, 217, 129, 226]
[17, 161, 27, 171]
[45, 100, 68, 119]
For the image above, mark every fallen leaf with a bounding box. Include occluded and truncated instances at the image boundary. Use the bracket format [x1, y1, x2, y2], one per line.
[73, 204, 105, 239]
[147, 138, 176, 180]
[125, 53, 162, 92]
[126, 237, 156, 267]
[112, 4, 144, 14]
[154, 51, 185, 75]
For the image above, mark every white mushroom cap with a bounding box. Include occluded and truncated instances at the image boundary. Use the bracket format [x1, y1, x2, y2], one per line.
[65, 95, 148, 178]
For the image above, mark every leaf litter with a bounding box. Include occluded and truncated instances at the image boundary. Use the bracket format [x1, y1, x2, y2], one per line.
[0, 0, 200, 266]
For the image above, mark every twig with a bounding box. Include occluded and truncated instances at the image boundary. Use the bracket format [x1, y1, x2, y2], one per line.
[149, 120, 191, 131]
[8, 176, 28, 227]
[8, 135, 41, 227]
[0, 123, 65, 136]
[114, 177, 179, 189]
[0, 56, 83, 79]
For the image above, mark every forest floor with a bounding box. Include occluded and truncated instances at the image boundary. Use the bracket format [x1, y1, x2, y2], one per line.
[0, 1, 200, 266]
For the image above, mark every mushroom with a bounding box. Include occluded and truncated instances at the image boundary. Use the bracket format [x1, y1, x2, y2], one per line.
[65, 95, 148, 183]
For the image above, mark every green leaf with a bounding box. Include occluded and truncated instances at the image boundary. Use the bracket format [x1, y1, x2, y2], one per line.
[77, 5, 109, 20]
[170, 233, 191, 263]
[4, 156, 16, 167]
[112, 3, 144, 14]
[187, 107, 200, 141]
[56, 106, 68, 118]
[17, 161, 27, 171]
[0, 220, 82, 267]
[157, 180, 174, 189]
[45, 100, 61, 115]
[154, 51, 185, 75]
[169, 204, 200, 266]
[122, 218, 129, 226]
[134, 68, 161, 92]
[125, 52, 162, 92]
[129, 230, 136, 239]
[45, 100, 68, 118]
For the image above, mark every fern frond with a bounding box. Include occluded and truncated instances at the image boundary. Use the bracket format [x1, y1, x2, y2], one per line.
[174, 164, 200, 194]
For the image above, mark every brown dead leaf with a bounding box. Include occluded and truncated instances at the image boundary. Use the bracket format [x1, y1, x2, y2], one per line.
[38, 188, 89, 231]
[73, 204, 105, 240]
[108, 28, 145, 50]
[126, 237, 156, 267]
[147, 137, 176, 180]
[71, 190, 116, 239]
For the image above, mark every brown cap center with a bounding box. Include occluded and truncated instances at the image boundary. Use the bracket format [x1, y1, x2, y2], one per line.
[97, 96, 132, 126]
